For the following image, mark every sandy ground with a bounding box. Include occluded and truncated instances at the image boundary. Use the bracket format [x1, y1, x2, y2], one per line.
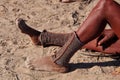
[0, 0, 120, 80]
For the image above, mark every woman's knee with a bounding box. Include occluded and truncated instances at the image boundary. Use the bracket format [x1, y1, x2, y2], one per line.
[96, 0, 113, 13]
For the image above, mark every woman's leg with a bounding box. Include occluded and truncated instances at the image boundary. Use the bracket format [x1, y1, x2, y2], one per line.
[26, 0, 120, 73]
[18, 19, 73, 47]
[18, 0, 120, 47]
[76, 0, 120, 44]
[18, 20, 120, 54]
[105, 1, 120, 38]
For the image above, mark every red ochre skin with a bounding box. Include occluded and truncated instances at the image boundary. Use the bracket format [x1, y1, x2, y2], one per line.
[82, 29, 120, 54]
[76, 0, 120, 45]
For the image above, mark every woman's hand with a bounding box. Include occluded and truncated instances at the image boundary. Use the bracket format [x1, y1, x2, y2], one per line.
[97, 29, 117, 46]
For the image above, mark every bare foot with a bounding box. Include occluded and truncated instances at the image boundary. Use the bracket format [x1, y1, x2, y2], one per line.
[60, 0, 76, 3]
[18, 18, 41, 45]
[26, 56, 69, 73]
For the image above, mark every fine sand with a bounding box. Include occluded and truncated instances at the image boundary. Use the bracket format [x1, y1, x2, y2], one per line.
[0, 0, 120, 80]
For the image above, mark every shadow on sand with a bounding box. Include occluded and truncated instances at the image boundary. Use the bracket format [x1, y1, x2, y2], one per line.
[69, 60, 120, 72]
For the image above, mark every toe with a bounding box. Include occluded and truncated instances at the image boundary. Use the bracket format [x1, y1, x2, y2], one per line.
[18, 18, 26, 25]
[18, 18, 24, 29]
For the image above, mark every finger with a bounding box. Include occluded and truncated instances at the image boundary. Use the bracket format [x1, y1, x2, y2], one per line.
[96, 34, 104, 46]
[98, 36, 108, 46]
